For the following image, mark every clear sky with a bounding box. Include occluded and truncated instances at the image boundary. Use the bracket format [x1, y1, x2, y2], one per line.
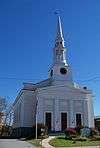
[0, 0, 100, 115]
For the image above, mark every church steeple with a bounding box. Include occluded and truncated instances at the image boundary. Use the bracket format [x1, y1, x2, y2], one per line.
[55, 16, 65, 47]
[49, 16, 73, 83]
[54, 16, 67, 65]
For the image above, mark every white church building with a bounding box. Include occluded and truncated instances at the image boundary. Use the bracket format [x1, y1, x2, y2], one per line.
[13, 16, 94, 137]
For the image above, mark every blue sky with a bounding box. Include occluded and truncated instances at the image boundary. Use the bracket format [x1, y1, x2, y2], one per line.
[0, 0, 100, 115]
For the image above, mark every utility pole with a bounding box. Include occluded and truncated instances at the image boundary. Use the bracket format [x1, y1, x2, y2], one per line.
[36, 109, 37, 139]
[35, 89, 38, 139]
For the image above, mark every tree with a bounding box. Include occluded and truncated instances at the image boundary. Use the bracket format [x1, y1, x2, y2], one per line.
[0, 97, 6, 124]
[0, 97, 13, 136]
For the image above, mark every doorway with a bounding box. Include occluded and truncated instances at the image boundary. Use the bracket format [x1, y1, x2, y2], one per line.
[61, 112, 67, 131]
[45, 112, 52, 131]
[76, 113, 82, 127]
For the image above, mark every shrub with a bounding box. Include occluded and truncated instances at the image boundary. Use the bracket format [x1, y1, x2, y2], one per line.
[65, 128, 76, 135]
[92, 135, 100, 140]
[90, 128, 99, 136]
[80, 127, 99, 138]
[64, 128, 76, 140]
[75, 125, 84, 134]
[80, 127, 91, 137]
[89, 137, 96, 141]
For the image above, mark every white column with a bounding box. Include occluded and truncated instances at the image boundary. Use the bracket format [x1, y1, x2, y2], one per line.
[69, 100, 75, 128]
[87, 96, 94, 128]
[36, 97, 44, 124]
[54, 98, 60, 131]
[83, 100, 88, 127]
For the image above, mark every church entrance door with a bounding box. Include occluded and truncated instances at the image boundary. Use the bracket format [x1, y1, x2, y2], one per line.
[45, 112, 51, 131]
[76, 113, 82, 127]
[61, 113, 67, 131]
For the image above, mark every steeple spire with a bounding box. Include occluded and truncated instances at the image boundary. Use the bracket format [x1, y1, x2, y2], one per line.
[53, 15, 66, 65]
[55, 16, 65, 47]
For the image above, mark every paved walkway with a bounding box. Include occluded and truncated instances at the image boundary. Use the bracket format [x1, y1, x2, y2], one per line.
[42, 136, 55, 148]
[0, 139, 35, 148]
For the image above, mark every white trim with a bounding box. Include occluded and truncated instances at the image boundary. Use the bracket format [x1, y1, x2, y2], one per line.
[37, 84, 92, 95]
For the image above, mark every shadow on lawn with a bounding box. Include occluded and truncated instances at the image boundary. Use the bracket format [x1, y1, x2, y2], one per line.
[57, 137, 65, 140]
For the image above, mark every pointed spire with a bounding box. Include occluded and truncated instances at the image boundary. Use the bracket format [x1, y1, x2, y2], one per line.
[56, 16, 63, 39]
[55, 16, 65, 47]
[53, 15, 67, 65]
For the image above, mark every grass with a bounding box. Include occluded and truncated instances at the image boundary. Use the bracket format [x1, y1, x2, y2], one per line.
[27, 139, 42, 147]
[49, 136, 100, 147]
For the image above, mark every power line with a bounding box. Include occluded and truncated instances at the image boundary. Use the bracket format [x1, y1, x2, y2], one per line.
[0, 76, 40, 81]
[0, 76, 100, 83]
[76, 76, 100, 82]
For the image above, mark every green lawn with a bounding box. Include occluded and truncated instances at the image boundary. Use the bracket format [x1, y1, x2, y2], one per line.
[49, 136, 100, 147]
[27, 139, 42, 147]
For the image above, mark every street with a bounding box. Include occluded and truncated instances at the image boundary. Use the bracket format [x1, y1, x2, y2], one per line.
[0, 139, 36, 148]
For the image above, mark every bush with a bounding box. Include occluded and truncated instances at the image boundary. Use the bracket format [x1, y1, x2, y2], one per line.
[91, 135, 100, 140]
[90, 128, 99, 136]
[75, 125, 84, 134]
[65, 128, 76, 135]
[64, 128, 76, 140]
[80, 127, 91, 137]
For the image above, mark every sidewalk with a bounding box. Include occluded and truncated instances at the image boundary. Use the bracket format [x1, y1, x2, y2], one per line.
[42, 136, 55, 148]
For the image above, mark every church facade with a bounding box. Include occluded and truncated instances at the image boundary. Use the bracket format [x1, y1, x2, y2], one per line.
[13, 16, 94, 136]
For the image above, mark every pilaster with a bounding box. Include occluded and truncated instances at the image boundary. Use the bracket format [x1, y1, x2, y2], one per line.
[54, 98, 60, 131]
